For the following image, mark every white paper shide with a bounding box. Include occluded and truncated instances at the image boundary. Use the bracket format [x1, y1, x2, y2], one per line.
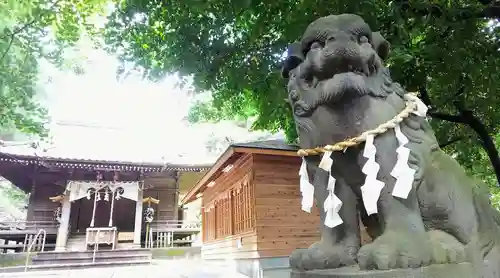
[319, 151, 343, 228]
[299, 159, 315, 213]
[390, 125, 416, 199]
[361, 134, 385, 215]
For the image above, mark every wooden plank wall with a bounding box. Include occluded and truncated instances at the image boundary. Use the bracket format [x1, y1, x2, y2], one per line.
[252, 154, 321, 258]
[201, 153, 259, 260]
[143, 171, 178, 225]
[28, 179, 64, 225]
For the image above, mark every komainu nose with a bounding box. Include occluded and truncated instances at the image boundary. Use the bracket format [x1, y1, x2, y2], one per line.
[318, 32, 364, 78]
[325, 32, 357, 44]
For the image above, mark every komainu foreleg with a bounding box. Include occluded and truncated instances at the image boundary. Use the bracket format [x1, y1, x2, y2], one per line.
[356, 134, 433, 270]
[290, 160, 360, 271]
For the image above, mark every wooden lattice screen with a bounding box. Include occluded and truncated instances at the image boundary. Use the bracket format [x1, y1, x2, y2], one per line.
[215, 193, 232, 238]
[233, 174, 255, 234]
[203, 172, 255, 242]
[203, 204, 216, 241]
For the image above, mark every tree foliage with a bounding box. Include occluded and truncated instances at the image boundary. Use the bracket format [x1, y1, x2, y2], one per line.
[0, 0, 108, 137]
[104, 1, 500, 187]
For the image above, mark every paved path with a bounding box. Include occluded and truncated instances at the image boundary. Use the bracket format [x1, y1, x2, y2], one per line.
[0, 260, 249, 278]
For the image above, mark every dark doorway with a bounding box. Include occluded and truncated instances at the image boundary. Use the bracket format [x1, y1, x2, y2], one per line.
[70, 194, 136, 233]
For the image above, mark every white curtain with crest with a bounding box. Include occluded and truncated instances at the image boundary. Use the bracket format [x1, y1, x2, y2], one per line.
[66, 181, 140, 202]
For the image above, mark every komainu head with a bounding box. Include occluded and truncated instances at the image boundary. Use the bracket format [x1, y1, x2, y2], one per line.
[282, 14, 405, 149]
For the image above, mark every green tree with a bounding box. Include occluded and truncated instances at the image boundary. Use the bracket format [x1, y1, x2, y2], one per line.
[103, 1, 500, 186]
[0, 0, 108, 137]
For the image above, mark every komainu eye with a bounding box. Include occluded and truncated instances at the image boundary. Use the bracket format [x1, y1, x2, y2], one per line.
[360, 36, 369, 44]
[310, 42, 322, 50]
[290, 90, 299, 101]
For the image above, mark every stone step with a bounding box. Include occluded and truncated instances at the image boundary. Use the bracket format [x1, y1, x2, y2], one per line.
[29, 260, 151, 272]
[0, 260, 151, 274]
[67, 236, 86, 240]
[34, 248, 151, 260]
[32, 254, 151, 265]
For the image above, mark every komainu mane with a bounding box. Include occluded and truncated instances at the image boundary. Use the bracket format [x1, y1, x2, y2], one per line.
[282, 14, 500, 275]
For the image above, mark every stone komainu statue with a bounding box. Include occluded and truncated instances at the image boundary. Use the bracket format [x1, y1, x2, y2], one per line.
[282, 14, 500, 276]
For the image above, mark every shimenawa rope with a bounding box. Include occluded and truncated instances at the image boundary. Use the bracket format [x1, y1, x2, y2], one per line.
[297, 92, 420, 157]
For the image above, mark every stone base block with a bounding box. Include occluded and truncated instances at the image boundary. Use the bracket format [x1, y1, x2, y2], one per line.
[290, 262, 498, 278]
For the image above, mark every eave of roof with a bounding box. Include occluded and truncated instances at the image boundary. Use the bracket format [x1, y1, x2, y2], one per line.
[0, 152, 211, 173]
[181, 140, 298, 204]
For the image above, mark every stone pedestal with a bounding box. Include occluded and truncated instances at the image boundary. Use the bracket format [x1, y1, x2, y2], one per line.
[290, 262, 497, 278]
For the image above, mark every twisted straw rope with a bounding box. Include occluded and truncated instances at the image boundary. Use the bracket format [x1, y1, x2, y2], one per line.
[297, 93, 419, 157]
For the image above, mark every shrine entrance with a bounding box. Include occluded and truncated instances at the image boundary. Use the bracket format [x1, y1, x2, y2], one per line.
[62, 180, 142, 250]
[70, 196, 136, 233]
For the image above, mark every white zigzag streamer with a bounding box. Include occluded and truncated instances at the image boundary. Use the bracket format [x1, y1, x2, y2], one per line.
[404, 93, 428, 117]
[324, 174, 343, 228]
[361, 134, 385, 215]
[390, 124, 416, 199]
[299, 158, 314, 213]
[319, 151, 343, 228]
[390, 94, 428, 199]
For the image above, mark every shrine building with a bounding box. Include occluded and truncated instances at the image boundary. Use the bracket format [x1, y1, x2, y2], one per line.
[0, 150, 209, 254]
[181, 140, 322, 277]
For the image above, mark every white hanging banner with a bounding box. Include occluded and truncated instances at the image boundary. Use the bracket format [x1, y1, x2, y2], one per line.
[66, 181, 140, 202]
[111, 182, 139, 202]
[66, 181, 104, 202]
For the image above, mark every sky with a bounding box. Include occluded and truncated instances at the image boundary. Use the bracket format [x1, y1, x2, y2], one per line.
[2, 43, 280, 165]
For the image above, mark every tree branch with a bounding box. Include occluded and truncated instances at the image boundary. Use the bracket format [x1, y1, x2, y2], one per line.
[439, 136, 466, 149]
[419, 86, 466, 123]
[451, 81, 500, 185]
[0, 19, 37, 40]
[0, 34, 15, 62]
[428, 112, 465, 123]
[417, 77, 500, 184]
[397, 0, 500, 21]
[0, 0, 62, 64]
[418, 86, 433, 109]
[0, 0, 62, 40]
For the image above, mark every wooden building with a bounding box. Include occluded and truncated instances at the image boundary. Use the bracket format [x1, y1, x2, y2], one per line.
[0, 151, 209, 252]
[181, 140, 322, 277]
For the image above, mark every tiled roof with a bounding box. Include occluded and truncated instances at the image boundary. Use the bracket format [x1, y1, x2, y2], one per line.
[231, 139, 299, 151]
[0, 151, 211, 173]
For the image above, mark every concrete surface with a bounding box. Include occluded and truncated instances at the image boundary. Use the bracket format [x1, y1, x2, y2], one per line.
[0, 259, 250, 278]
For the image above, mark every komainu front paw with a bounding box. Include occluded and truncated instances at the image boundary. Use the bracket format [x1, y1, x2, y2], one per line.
[290, 241, 358, 271]
[427, 230, 467, 264]
[357, 230, 432, 270]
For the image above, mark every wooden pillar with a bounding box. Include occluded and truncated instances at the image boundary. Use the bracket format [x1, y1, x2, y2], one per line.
[26, 165, 38, 221]
[89, 188, 98, 227]
[55, 195, 71, 251]
[133, 184, 144, 247]
[173, 171, 180, 220]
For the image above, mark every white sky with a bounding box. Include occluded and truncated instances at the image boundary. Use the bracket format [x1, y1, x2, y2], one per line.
[6, 44, 280, 165]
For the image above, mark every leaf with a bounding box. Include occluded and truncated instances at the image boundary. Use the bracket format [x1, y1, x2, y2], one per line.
[103, 0, 500, 188]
